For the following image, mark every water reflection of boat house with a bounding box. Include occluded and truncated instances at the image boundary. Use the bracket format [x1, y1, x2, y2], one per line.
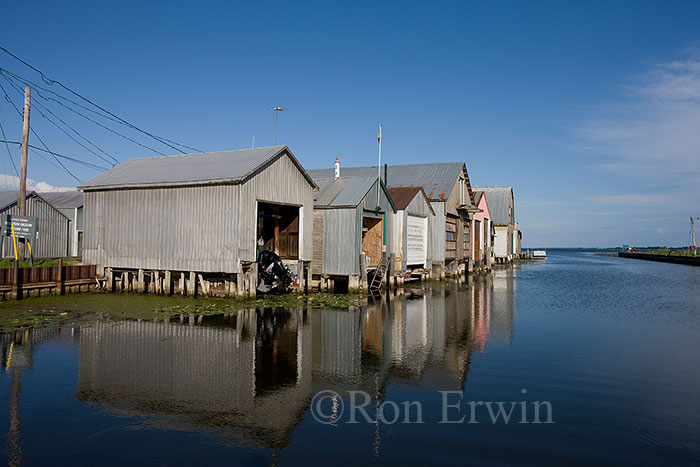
[77, 311, 313, 449]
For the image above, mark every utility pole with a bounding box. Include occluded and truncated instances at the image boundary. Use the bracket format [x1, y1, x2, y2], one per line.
[17, 87, 30, 262]
[692, 217, 699, 257]
[273, 107, 283, 145]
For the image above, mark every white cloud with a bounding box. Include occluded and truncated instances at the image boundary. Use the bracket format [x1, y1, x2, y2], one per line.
[577, 50, 700, 187]
[0, 173, 75, 192]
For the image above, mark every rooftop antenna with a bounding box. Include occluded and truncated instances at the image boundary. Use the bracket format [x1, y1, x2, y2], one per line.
[274, 107, 284, 145]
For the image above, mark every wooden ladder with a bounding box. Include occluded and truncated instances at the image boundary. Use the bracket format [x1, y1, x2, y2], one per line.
[369, 256, 389, 292]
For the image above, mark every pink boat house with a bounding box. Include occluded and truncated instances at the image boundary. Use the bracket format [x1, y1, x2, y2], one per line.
[471, 191, 494, 270]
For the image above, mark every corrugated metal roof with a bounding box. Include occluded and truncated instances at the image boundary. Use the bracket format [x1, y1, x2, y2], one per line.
[78, 145, 317, 190]
[387, 186, 423, 210]
[472, 187, 513, 224]
[307, 162, 464, 201]
[0, 191, 40, 211]
[313, 178, 351, 206]
[0, 191, 20, 211]
[37, 191, 83, 208]
[313, 176, 378, 207]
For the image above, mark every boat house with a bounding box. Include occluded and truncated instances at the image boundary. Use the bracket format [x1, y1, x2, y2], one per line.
[471, 190, 494, 269]
[310, 175, 396, 292]
[78, 146, 316, 296]
[386, 186, 435, 277]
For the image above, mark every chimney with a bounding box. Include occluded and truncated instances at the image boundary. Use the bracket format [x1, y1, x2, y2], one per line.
[384, 163, 388, 187]
[334, 156, 340, 179]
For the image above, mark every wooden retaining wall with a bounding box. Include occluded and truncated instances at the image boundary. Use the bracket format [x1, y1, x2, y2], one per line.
[0, 260, 97, 300]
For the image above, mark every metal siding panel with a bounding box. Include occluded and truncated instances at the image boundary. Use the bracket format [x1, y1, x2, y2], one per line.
[430, 201, 446, 263]
[321, 208, 359, 276]
[1, 196, 69, 258]
[83, 185, 240, 272]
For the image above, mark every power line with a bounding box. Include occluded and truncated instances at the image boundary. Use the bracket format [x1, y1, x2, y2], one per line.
[0, 103, 20, 179]
[0, 67, 169, 157]
[0, 47, 204, 154]
[1, 72, 118, 166]
[0, 140, 109, 171]
[0, 80, 82, 183]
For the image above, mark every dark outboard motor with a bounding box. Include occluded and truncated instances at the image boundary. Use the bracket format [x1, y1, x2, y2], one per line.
[257, 250, 294, 293]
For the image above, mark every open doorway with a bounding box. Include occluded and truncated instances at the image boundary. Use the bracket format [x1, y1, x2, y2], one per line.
[257, 202, 300, 260]
[361, 215, 383, 267]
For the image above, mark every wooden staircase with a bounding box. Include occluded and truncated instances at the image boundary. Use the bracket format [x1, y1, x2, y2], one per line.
[369, 256, 389, 293]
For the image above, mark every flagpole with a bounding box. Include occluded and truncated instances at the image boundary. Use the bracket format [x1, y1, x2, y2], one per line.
[377, 124, 382, 207]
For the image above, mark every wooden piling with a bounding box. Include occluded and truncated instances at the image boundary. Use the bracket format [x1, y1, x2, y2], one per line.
[188, 271, 196, 296]
[137, 269, 145, 293]
[164, 271, 172, 296]
[106, 267, 114, 292]
[11, 260, 20, 300]
[249, 264, 257, 297]
[236, 272, 245, 297]
[56, 258, 64, 295]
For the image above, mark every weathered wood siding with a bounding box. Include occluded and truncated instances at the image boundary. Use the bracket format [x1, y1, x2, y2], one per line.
[361, 180, 397, 259]
[311, 211, 324, 274]
[1, 195, 70, 259]
[443, 166, 472, 264]
[83, 185, 241, 273]
[238, 154, 314, 262]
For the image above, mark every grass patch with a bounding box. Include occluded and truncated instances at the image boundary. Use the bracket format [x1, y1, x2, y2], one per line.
[0, 257, 83, 269]
[0, 291, 368, 332]
[635, 248, 698, 257]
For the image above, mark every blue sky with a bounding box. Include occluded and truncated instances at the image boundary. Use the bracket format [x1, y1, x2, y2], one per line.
[1, 0, 699, 247]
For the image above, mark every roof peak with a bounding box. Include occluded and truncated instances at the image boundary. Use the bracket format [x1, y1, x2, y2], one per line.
[125, 145, 288, 162]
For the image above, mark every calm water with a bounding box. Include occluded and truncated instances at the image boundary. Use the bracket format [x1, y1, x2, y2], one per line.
[1, 250, 699, 465]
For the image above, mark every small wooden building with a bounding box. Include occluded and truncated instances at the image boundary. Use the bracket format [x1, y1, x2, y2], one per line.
[311, 176, 396, 291]
[0, 191, 71, 259]
[387, 186, 435, 275]
[79, 146, 316, 295]
[472, 187, 515, 263]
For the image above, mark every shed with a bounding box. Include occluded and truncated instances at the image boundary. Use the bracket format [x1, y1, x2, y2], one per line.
[387, 186, 435, 273]
[311, 176, 396, 287]
[39, 191, 83, 257]
[78, 146, 316, 292]
[472, 187, 515, 262]
[0, 191, 71, 259]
